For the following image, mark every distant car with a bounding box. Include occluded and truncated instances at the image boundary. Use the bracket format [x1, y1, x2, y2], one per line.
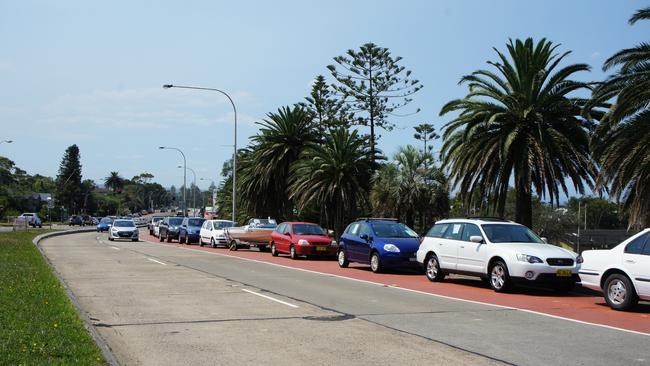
[270, 222, 337, 259]
[153, 220, 162, 237]
[81, 214, 94, 226]
[179, 217, 206, 244]
[199, 220, 235, 248]
[417, 218, 581, 292]
[148, 216, 164, 235]
[158, 216, 184, 242]
[160, 207, 167, 213]
[96, 217, 113, 232]
[108, 219, 139, 242]
[580, 229, 650, 311]
[69, 215, 84, 226]
[19, 213, 42, 228]
[338, 218, 421, 273]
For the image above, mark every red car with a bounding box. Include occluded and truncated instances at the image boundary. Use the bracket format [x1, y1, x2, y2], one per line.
[270, 222, 338, 259]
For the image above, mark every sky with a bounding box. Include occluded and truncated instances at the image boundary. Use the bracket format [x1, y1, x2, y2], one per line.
[1, 0, 648, 198]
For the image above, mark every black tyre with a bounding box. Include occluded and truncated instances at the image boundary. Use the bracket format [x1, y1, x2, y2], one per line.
[271, 243, 278, 257]
[159, 232, 164, 242]
[370, 252, 382, 273]
[210, 238, 216, 248]
[290, 245, 298, 260]
[131, 239, 138, 242]
[179, 235, 186, 244]
[489, 260, 511, 292]
[108, 237, 114, 241]
[258, 245, 267, 252]
[425, 254, 445, 282]
[149, 230, 153, 235]
[338, 250, 349, 268]
[229, 240, 238, 251]
[604, 273, 638, 311]
[166, 235, 172, 243]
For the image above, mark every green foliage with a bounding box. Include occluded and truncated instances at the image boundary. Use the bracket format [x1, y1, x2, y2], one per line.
[54, 145, 83, 214]
[587, 7, 650, 227]
[413, 123, 439, 155]
[441, 38, 595, 228]
[0, 156, 56, 218]
[328, 42, 423, 161]
[300, 75, 352, 133]
[0, 231, 104, 365]
[104, 171, 124, 192]
[289, 128, 374, 237]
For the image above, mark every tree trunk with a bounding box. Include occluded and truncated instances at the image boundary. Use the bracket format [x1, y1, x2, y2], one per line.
[515, 184, 533, 228]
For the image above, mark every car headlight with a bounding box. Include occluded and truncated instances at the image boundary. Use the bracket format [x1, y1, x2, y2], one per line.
[576, 255, 583, 264]
[516, 254, 543, 263]
[298, 239, 310, 246]
[330, 240, 337, 246]
[383, 244, 400, 253]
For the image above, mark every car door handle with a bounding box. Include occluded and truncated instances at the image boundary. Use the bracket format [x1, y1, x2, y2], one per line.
[438, 243, 443, 246]
[625, 259, 636, 264]
[460, 246, 465, 248]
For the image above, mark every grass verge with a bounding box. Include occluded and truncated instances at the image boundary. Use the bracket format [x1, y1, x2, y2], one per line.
[0, 230, 105, 365]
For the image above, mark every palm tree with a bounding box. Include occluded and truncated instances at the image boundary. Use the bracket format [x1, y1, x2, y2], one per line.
[440, 38, 596, 228]
[587, 7, 650, 227]
[289, 129, 374, 237]
[104, 171, 123, 192]
[238, 106, 317, 220]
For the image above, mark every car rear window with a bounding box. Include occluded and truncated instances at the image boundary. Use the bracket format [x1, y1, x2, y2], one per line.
[625, 233, 649, 254]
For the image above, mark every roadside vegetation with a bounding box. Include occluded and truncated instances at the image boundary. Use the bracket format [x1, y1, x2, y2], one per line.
[0, 231, 105, 365]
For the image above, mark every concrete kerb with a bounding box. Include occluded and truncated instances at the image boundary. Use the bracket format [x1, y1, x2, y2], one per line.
[33, 228, 120, 366]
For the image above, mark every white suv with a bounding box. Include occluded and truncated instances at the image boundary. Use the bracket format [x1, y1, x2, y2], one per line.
[416, 218, 582, 292]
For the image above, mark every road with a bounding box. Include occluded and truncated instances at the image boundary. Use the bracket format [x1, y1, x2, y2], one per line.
[40, 231, 650, 366]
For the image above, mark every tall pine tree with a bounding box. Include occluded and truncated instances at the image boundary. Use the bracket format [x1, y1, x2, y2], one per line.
[55, 144, 83, 214]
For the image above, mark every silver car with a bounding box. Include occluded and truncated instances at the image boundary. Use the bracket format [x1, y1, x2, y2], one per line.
[109, 219, 139, 242]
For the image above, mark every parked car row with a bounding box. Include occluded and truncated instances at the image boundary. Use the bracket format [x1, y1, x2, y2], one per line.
[143, 213, 649, 311]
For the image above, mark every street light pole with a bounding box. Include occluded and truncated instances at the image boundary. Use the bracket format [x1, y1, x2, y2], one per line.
[163, 84, 237, 223]
[159, 146, 187, 216]
[178, 166, 196, 216]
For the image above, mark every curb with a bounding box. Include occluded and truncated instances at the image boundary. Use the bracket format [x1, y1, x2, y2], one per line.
[33, 229, 121, 366]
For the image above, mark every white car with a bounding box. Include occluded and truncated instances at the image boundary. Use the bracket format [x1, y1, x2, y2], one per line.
[19, 213, 42, 228]
[108, 219, 139, 242]
[153, 220, 162, 238]
[199, 220, 235, 248]
[416, 218, 582, 292]
[579, 229, 650, 311]
[148, 216, 164, 235]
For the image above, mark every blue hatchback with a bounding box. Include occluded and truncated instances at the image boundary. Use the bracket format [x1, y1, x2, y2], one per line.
[179, 217, 205, 244]
[337, 219, 421, 273]
[96, 217, 113, 232]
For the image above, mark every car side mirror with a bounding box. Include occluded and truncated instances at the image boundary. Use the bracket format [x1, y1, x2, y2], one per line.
[541, 237, 548, 243]
[284, 231, 291, 237]
[469, 236, 484, 244]
[359, 234, 368, 240]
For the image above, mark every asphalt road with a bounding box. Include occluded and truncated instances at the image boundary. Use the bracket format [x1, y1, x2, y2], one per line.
[40, 231, 650, 366]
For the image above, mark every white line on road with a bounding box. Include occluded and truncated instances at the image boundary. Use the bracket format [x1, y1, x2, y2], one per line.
[141, 239, 649, 337]
[147, 258, 167, 266]
[241, 288, 299, 308]
[110, 246, 120, 250]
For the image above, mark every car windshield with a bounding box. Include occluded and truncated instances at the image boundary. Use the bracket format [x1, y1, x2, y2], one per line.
[481, 224, 544, 244]
[169, 218, 183, 225]
[152, 217, 163, 223]
[213, 221, 234, 229]
[114, 220, 135, 227]
[187, 218, 204, 226]
[293, 224, 325, 236]
[100, 218, 112, 224]
[251, 219, 277, 229]
[370, 222, 419, 238]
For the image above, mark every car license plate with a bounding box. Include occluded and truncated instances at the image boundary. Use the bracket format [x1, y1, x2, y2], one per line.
[316, 246, 327, 252]
[556, 269, 572, 277]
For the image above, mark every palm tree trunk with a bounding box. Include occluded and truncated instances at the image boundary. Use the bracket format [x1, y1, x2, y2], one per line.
[515, 184, 533, 228]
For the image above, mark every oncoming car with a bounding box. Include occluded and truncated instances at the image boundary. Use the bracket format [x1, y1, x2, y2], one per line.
[108, 219, 139, 242]
[417, 218, 581, 292]
[97, 217, 113, 232]
[338, 218, 421, 273]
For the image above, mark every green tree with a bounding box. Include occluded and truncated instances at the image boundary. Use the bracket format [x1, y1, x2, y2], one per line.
[328, 42, 423, 162]
[440, 38, 595, 228]
[55, 144, 83, 214]
[587, 7, 650, 227]
[289, 129, 374, 237]
[238, 106, 317, 220]
[300, 75, 351, 133]
[104, 171, 124, 192]
[413, 123, 439, 154]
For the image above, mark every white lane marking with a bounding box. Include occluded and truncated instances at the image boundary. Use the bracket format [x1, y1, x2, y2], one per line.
[241, 288, 299, 308]
[147, 258, 167, 266]
[110, 246, 120, 250]
[142, 239, 649, 337]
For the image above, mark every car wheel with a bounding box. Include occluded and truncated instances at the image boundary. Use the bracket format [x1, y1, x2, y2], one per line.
[131, 239, 138, 242]
[425, 254, 445, 282]
[290, 245, 298, 260]
[338, 250, 349, 268]
[179, 235, 186, 244]
[159, 233, 164, 242]
[271, 242, 278, 257]
[258, 245, 267, 252]
[108, 237, 114, 241]
[604, 274, 638, 311]
[210, 238, 216, 248]
[370, 252, 382, 273]
[149, 230, 153, 235]
[489, 260, 511, 292]
[229, 240, 238, 251]
[166, 235, 172, 243]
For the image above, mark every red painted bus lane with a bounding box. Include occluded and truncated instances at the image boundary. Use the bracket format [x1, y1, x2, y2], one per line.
[138, 232, 650, 335]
